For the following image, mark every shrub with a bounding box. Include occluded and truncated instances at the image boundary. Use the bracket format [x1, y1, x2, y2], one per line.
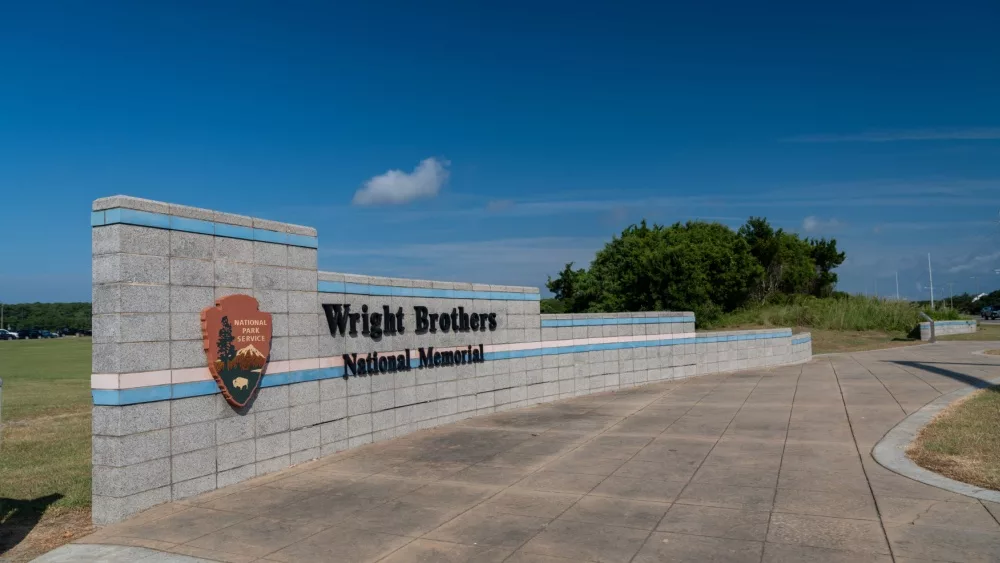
[707, 295, 956, 333]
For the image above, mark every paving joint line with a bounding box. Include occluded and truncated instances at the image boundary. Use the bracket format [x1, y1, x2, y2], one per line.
[846, 354, 909, 417]
[493, 378, 715, 563]
[762, 362, 804, 563]
[368, 378, 694, 562]
[627, 370, 769, 563]
[830, 357, 897, 562]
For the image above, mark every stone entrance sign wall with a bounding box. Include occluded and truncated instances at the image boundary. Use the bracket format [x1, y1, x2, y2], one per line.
[90, 196, 812, 524]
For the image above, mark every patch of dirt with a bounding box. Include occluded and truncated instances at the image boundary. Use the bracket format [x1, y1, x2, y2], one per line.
[984, 349, 1000, 356]
[0, 508, 93, 563]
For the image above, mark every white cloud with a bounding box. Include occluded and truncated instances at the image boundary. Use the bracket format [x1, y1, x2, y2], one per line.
[784, 128, 1000, 143]
[947, 251, 1000, 274]
[352, 157, 450, 206]
[801, 216, 842, 233]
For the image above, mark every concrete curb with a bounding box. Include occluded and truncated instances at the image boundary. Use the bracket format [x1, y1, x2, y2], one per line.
[32, 543, 213, 562]
[871, 373, 1000, 504]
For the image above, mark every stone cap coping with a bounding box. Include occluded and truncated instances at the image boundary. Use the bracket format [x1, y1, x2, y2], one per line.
[93, 195, 317, 237]
[317, 271, 540, 294]
[919, 320, 977, 326]
[696, 328, 794, 337]
[541, 312, 695, 320]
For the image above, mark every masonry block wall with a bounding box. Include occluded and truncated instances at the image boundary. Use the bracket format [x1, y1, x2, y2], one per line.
[919, 319, 977, 341]
[90, 196, 812, 525]
[91, 196, 320, 524]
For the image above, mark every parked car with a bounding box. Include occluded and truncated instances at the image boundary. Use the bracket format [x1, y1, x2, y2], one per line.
[18, 329, 41, 339]
[40, 330, 55, 338]
[0, 329, 16, 340]
[982, 306, 999, 320]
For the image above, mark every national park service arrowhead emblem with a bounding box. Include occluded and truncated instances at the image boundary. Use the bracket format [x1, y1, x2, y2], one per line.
[201, 295, 272, 409]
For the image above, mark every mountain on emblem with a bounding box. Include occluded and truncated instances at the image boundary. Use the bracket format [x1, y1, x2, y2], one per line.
[201, 295, 273, 409]
[234, 344, 267, 369]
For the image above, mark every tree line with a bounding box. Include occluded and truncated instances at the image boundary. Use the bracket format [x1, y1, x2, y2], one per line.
[2, 302, 92, 331]
[543, 217, 846, 323]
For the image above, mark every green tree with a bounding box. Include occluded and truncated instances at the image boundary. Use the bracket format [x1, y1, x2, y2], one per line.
[808, 238, 846, 297]
[2, 302, 92, 331]
[570, 220, 763, 323]
[539, 298, 568, 314]
[217, 316, 236, 371]
[545, 262, 587, 312]
[545, 216, 848, 325]
[738, 217, 815, 302]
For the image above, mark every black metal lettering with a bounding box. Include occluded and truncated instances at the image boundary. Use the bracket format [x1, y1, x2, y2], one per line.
[396, 307, 406, 334]
[414, 306, 429, 334]
[323, 304, 351, 337]
[343, 353, 357, 376]
[382, 305, 395, 336]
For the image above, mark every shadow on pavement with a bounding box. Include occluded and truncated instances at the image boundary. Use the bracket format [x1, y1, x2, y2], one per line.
[0, 494, 63, 556]
[890, 360, 998, 390]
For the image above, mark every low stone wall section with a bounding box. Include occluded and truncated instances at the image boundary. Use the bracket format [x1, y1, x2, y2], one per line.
[920, 320, 977, 341]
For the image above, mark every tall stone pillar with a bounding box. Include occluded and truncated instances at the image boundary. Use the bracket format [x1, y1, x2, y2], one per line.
[90, 196, 318, 524]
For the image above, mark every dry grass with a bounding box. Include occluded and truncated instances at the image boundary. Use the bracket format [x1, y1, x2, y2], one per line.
[804, 328, 919, 355]
[908, 386, 1000, 491]
[985, 349, 1000, 356]
[0, 509, 93, 563]
[937, 323, 1000, 342]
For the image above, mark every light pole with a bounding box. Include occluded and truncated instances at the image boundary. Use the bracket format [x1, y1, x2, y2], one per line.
[895, 271, 900, 301]
[928, 253, 935, 310]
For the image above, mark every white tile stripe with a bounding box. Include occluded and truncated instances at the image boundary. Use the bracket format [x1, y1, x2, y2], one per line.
[89, 330, 744, 390]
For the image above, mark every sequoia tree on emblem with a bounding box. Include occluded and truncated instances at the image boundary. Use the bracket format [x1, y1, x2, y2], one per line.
[201, 294, 272, 408]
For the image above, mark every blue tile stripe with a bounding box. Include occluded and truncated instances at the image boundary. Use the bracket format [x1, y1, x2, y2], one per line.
[318, 280, 542, 301]
[91, 208, 319, 249]
[791, 336, 812, 345]
[92, 329, 796, 405]
[920, 320, 976, 326]
[541, 316, 694, 327]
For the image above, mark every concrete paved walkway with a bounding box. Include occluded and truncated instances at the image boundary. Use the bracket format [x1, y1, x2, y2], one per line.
[61, 342, 1000, 562]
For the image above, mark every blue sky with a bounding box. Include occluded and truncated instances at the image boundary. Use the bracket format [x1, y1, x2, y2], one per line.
[2, 1, 1000, 303]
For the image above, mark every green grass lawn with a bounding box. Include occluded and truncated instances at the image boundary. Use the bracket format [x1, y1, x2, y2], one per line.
[1, 337, 92, 513]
